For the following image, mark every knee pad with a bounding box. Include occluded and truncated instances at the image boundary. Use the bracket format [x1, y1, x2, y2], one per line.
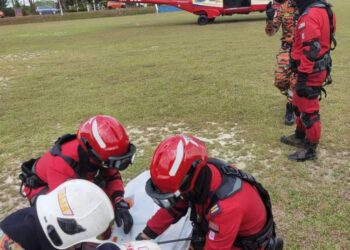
[301, 112, 320, 129]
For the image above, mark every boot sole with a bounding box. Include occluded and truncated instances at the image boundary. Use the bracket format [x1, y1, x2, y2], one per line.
[288, 155, 317, 162]
[284, 121, 295, 126]
[280, 137, 307, 148]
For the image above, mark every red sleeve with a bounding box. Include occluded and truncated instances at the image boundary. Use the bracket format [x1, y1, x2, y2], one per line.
[204, 207, 243, 250]
[101, 168, 125, 202]
[145, 199, 189, 238]
[265, 3, 283, 36]
[297, 14, 321, 73]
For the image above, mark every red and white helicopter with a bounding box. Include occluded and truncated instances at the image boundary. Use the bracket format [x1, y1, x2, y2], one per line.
[118, 0, 270, 24]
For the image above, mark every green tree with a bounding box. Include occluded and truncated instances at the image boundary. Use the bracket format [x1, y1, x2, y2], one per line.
[0, 0, 8, 10]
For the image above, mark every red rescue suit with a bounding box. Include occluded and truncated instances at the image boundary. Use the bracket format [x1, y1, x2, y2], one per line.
[144, 163, 267, 250]
[291, 4, 336, 143]
[23, 139, 125, 204]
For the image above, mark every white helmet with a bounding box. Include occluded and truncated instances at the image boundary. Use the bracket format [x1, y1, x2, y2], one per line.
[36, 179, 114, 249]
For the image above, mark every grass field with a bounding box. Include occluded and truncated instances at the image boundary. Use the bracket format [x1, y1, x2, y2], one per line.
[0, 0, 349, 248]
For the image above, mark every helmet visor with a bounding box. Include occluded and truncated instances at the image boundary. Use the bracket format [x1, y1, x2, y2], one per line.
[145, 179, 180, 209]
[103, 143, 136, 170]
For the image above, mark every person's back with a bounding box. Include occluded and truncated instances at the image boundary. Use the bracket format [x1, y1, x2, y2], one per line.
[25, 139, 80, 202]
[138, 134, 281, 250]
[198, 163, 267, 250]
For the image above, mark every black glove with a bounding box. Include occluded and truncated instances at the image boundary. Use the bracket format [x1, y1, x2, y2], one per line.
[96, 242, 120, 250]
[114, 199, 133, 234]
[191, 226, 206, 250]
[136, 233, 144, 240]
[266, 2, 275, 20]
[97, 242, 121, 250]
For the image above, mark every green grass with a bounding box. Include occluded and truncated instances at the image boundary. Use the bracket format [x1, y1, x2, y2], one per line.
[0, 0, 349, 248]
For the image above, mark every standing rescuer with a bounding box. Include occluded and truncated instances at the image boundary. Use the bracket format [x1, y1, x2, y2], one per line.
[18, 115, 136, 234]
[280, 0, 337, 161]
[265, 0, 298, 125]
[136, 134, 283, 250]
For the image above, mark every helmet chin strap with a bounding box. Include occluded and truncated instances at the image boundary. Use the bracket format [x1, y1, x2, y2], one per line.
[187, 166, 212, 205]
[77, 145, 101, 173]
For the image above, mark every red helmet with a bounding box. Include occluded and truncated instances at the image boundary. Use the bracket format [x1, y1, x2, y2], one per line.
[77, 115, 136, 170]
[150, 134, 208, 194]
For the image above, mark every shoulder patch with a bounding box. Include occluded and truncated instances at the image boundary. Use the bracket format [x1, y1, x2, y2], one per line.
[208, 230, 216, 241]
[208, 221, 220, 233]
[298, 22, 306, 30]
[209, 203, 221, 217]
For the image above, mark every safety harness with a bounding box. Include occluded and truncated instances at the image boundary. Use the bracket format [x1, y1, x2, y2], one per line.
[305, 1, 336, 82]
[18, 134, 109, 198]
[18, 134, 78, 197]
[190, 158, 277, 250]
[19, 158, 46, 197]
[50, 134, 81, 172]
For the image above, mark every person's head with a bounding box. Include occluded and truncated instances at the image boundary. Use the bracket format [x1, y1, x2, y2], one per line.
[274, 0, 286, 4]
[145, 134, 208, 208]
[77, 115, 136, 170]
[36, 179, 114, 249]
[294, 0, 318, 12]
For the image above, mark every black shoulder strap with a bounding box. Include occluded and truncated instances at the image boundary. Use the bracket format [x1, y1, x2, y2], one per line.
[207, 158, 277, 248]
[49, 134, 80, 173]
[207, 158, 273, 217]
[324, 2, 337, 50]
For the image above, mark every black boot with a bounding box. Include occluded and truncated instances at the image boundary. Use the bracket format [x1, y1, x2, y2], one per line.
[284, 103, 295, 125]
[280, 130, 306, 148]
[266, 237, 284, 250]
[288, 142, 318, 162]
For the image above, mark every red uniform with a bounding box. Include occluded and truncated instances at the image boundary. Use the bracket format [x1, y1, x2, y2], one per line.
[291, 3, 336, 143]
[144, 164, 267, 250]
[23, 139, 124, 204]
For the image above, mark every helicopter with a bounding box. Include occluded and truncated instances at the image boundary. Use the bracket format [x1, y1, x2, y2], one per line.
[117, 0, 269, 25]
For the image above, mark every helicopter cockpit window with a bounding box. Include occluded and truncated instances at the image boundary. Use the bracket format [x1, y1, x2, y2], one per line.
[224, 0, 251, 8]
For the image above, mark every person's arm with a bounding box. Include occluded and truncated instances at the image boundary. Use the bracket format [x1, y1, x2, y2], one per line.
[295, 14, 322, 97]
[139, 199, 189, 239]
[0, 207, 42, 250]
[101, 168, 133, 234]
[101, 168, 125, 201]
[266, 2, 283, 36]
[297, 15, 321, 74]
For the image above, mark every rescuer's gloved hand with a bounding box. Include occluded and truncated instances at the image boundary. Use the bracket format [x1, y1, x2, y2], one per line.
[136, 232, 151, 240]
[114, 199, 133, 234]
[97, 242, 122, 250]
[191, 226, 206, 250]
[266, 2, 275, 20]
